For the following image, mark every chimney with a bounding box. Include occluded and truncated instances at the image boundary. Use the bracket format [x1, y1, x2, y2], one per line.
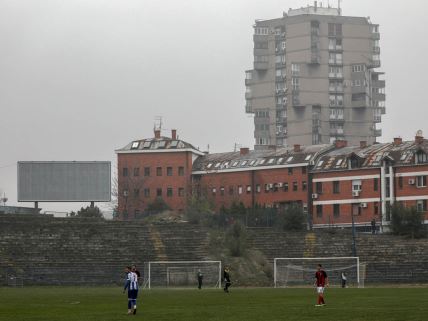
[415, 130, 424, 144]
[294, 144, 301, 152]
[360, 141, 367, 149]
[171, 129, 177, 140]
[335, 140, 348, 149]
[393, 137, 402, 146]
[154, 129, 161, 139]
[240, 147, 250, 156]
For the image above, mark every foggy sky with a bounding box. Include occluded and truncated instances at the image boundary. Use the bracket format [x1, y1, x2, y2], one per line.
[1, 0, 427, 213]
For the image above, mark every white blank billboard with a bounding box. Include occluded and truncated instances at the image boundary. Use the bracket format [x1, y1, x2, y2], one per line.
[18, 161, 111, 202]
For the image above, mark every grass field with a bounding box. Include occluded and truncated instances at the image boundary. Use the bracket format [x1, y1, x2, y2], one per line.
[0, 286, 427, 321]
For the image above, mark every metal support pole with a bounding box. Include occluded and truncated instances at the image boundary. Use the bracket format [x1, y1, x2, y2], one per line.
[351, 213, 357, 257]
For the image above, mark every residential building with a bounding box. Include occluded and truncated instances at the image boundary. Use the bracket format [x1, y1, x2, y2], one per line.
[116, 130, 428, 232]
[245, 2, 385, 149]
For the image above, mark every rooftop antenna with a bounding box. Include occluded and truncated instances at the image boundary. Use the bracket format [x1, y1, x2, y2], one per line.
[154, 116, 163, 131]
[338, 0, 342, 15]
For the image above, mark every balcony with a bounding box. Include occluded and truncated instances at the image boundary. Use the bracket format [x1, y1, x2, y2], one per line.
[245, 78, 252, 86]
[374, 115, 382, 123]
[374, 129, 382, 137]
[372, 93, 386, 101]
[310, 53, 321, 64]
[371, 32, 380, 40]
[329, 72, 343, 79]
[368, 60, 381, 68]
[373, 46, 380, 54]
[254, 61, 268, 70]
[275, 32, 286, 40]
[245, 92, 252, 99]
[352, 100, 368, 108]
[330, 128, 344, 136]
[372, 80, 386, 88]
[378, 106, 386, 114]
[329, 115, 345, 122]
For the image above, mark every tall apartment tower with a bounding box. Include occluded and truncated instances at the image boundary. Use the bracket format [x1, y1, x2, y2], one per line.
[245, 2, 385, 149]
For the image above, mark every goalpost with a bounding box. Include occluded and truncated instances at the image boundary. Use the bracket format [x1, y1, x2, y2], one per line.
[147, 261, 222, 289]
[274, 257, 365, 288]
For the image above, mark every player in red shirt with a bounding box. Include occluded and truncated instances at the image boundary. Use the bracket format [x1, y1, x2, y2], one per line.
[314, 264, 329, 306]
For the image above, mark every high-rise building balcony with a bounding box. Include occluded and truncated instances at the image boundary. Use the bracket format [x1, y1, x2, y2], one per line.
[368, 59, 381, 68]
[371, 32, 380, 40]
[372, 92, 386, 101]
[372, 80, 385, 88]
[330, 128, 344, 135]
[374, 115, 382, 123]
[352, 100, 368, 108]
[254, 61, 268, 70]
[374, 129, 382, 137]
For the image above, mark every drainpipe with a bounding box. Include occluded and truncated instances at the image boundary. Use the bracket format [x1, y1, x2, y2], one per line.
[380, 165, 386, 233]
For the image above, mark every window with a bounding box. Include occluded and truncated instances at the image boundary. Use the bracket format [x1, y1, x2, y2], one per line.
[288, 168, 293, 175]
[246, 185, 252, 194]
[292, 78, 299, 90]
[416, 176, 427, 187]
[238, 186, 243, 195]
[328, 23, 342, 36]
[374, 178, 379, 191]
[167, 187, 173, 197]
[212, 188, 217, 195]
[254, 26, 269, 35]
[292, 182, 298, 191]
[167, 167, 173, 176]
[398, 177, 403, 189]
[333, 204, 340, 218]
[316, 205, 323, 218]
[133, 189, 139, 198]
[329, 52, 342, 64]
[329, 94, 343, 107]
[178, 166, 184, 176]
[156, 167, 162, 176]
[170, 140, 179, 148]
[220, 187, 225, 196]
[329, 66, 343, 78]
[316, 182, 323, 194]
[291, 63, 300, 76]
[254, 41, 268, 49]
[302, 181, 307, 191]
[416, 200, 427, 212]
[123, 168, 128, 177]
[416, 152, 428, 164]
[156, 188, 162, 197]
[158, 141, 166, 148]
[144, 167, 150, 177]
[328, 38, 342, 50]
[265, 184, 270, 192]
[352, 180, 362, 191]
[229, 186, 234, 195]
[133, 168, 140, 176]
[131, 141, 140, 149]
[374, 202, 379, 215]
[142, 141, 151, 148]
[144, 188, 150, 198]
[256, 184, 261, 193]
[178, 188, 185, 197]
[284, 182, 289, 192]
[333, 181, 340, 194]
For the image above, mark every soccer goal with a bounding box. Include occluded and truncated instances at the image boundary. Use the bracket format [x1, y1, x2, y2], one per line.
[147, 261, 222, 289]
[274, 257, 365, 288]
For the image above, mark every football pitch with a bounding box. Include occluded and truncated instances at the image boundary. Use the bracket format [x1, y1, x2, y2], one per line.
[0, 287, 427, 321]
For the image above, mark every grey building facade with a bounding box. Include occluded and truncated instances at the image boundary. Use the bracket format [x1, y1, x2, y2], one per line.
[245, 3, 385, 149]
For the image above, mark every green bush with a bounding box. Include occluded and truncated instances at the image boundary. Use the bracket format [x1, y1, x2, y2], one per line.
[276, 204, 306, 231]
[146, 197, 170, 214]
[225, 222, 247, 257]
[73, 206, 104, 219]
[390, 203, 425, 238]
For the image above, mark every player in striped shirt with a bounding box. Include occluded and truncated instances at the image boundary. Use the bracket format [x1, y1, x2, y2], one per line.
[314, 264, 329, 307]
[123, 266, 139, 315]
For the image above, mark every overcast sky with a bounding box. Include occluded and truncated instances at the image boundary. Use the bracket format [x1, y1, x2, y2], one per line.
[1, 0, 427, 214]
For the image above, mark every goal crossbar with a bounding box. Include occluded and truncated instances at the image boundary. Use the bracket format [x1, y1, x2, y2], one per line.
[274, 257, 360, 288]
[148, 260, 222, 289]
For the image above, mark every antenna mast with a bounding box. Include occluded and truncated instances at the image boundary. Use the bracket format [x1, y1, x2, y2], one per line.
[338, 0, 342, 15]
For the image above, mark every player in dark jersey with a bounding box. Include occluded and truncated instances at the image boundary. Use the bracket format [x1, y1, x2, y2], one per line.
[314, 264, 328, 306]
[223, 266, 231, 293]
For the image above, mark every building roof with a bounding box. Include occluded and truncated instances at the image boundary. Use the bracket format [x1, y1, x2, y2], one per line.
[192, 144, 330, 173]
[312, 138, 428, 172]
[115, 136, 203, 155]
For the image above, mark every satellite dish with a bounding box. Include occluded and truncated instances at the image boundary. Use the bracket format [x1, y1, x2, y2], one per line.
[416, 130, 423, 137]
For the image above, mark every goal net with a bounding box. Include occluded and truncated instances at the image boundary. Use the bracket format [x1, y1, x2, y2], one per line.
[147, 261, 222, 289]
[274, 257, 364, 288]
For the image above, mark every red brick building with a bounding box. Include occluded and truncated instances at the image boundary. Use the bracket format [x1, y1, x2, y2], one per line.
[116, 130, 428, 230]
